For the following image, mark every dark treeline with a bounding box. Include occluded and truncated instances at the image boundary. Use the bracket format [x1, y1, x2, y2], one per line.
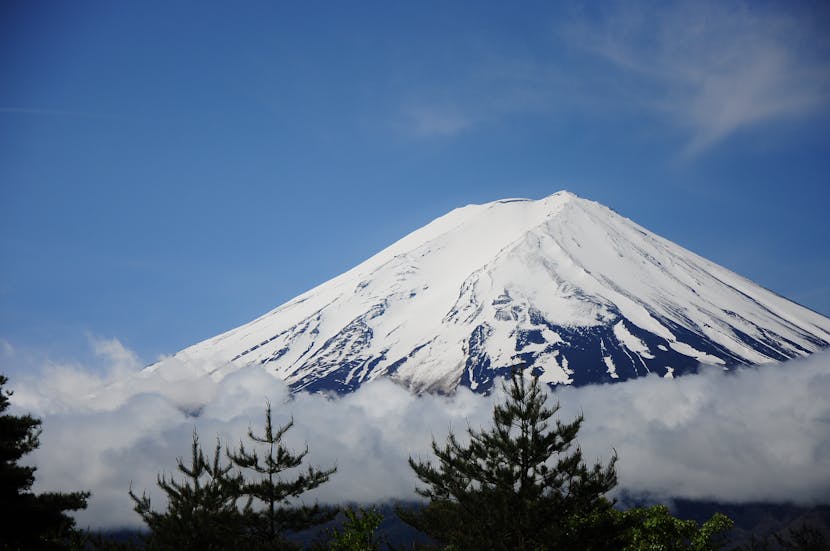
[1, 371, 827, 550]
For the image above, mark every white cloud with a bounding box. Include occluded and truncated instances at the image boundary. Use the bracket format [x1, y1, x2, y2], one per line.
[554, 358, 830, 504]
[0, 339, 13, 357]
[90, 337, 142, 371]
[3, 339, 829, 529]
[564, 1, 830, 156]
[401, 106, 475, 138]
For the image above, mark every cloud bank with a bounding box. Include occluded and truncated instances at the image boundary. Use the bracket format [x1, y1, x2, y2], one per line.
[3, 339, 829, 529]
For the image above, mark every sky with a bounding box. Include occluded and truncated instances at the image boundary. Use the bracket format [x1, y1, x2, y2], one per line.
[1, 1, 830, 530]
[1, 1, 829, 367]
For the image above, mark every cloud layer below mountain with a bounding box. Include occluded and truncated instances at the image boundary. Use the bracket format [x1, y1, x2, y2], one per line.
[5, 339, 829, 529]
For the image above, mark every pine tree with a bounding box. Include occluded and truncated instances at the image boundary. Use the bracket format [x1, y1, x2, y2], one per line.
[227, 402, 337, 548]
[398, 368, 619, 550]
[129, 431, 247, 551]
[0, 374, 90, 550]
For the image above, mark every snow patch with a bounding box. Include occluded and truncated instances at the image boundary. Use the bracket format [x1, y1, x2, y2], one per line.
[613, 321, 655, 359]
[669, 341, 726, 365]
[603, 356, 619, 379]
[535, 351, 573, 385]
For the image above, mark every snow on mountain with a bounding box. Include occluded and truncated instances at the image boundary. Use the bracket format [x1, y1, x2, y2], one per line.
[148, 191, 830, 394]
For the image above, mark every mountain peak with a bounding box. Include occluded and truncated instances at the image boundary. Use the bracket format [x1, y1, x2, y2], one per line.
[548, 189, 579, 199]
[153, 193, 830, 394]
[490, 189, 579, 207]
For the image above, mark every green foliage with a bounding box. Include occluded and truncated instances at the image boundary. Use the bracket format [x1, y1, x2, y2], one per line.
[129, 431, 247, 551]
[227, 401, 337, 546]
[327, 506, 384, 551]
[619, 505, 732, 551]
[0, 374, 90, 550]
[693, 513, 733, 551]
[399, 369, 619, 550]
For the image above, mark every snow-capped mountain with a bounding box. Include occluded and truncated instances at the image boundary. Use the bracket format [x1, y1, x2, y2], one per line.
[149, 191, 830, 393]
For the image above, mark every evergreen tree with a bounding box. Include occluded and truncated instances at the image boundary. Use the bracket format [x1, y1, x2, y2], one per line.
[0, 374, 89, 550]
[129, 431, 247, 551]
[398, 368, 619, 550]
[227, 402, 337, 548]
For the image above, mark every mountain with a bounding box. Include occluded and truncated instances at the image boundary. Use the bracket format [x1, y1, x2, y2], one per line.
[148, 191, 830, 394]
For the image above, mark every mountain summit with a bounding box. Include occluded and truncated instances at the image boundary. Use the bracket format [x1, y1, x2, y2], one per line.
[151, 191, 830, 393]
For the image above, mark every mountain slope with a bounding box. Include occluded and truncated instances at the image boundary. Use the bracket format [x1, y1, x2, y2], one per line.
[149, 191, 830, 393]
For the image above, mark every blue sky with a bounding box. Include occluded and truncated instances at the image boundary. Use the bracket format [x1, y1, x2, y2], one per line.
[1, 0, 829, 367]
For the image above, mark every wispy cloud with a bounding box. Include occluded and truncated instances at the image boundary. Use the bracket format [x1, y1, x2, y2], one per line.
[0, 107, 113, 119]
[394, 2, 830, 155]
[564, 1, 830, 156]
[392, 54, 565, 139]
[4, 338, 829, 529]
[400, 105, 475, 138]
[0, 339, 13, 357]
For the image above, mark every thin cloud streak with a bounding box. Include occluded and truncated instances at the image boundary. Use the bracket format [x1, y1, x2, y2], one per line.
[0, 107, 114, 119]
[563, 1, 830, 157]
[400, 105, 475, 138]
[4, 338, 829, 529]
[392, 52, 569, 139]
